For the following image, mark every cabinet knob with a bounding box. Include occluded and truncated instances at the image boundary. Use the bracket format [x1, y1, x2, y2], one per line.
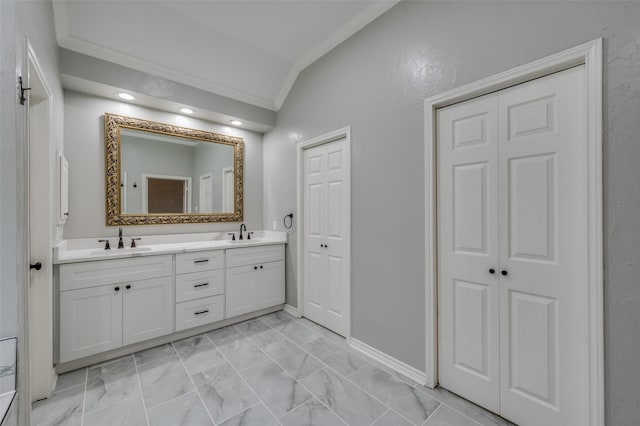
[125, 284, 131, 290]
[260, 265, 263, 269]
[501, 270, 508, 276]
[114, 286, 120, 292]
[254, 266, 258, 270]
[489, 268, 495, 274]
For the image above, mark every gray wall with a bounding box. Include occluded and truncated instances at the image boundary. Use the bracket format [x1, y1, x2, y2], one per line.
[64, 90, 263, 238]
[263, 2, 640, 424]
[1, 0, 64, 337]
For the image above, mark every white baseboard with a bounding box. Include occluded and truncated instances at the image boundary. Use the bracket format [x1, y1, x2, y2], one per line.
[283, 304, 301, 318]
[350, 338, 427, 386]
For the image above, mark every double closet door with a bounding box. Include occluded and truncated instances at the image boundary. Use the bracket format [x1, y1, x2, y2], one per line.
[303, 138, 348, 336]
[438, 66, 588, 426]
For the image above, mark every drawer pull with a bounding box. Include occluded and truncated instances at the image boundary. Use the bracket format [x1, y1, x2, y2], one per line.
[194, 282, 209, 288]
[193, 259, 209, 264]
[194, 309, 209, 316]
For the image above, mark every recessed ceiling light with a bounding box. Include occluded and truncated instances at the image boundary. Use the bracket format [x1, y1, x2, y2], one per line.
[230, 120, 243, 126]
[118, 93, 135, 101]
[179, 107, 194, 114]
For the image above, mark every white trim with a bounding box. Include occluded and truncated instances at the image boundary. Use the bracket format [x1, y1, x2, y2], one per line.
[296, 126, 351, 340]
[283, 304, 301, 318]
[424, 39, 603, 426]
[350, 338, 426, 386]
[141, 173, 192, 214]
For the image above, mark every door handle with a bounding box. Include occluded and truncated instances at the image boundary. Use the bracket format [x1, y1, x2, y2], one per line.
[30, 262, 42, 271]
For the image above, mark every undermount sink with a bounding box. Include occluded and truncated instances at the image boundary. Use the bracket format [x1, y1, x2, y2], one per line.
[88, 247, 153, 256]
[227, 238, 264, 244]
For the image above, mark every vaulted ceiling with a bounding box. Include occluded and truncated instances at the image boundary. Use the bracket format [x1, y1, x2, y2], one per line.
[52, 0, 399, 111]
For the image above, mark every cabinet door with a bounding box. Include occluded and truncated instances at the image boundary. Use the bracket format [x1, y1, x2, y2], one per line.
[225, 265, 259, 319]
[259, 261, 285, 309]
[60, 285, 122, 362]
[123, 276, 173, 346]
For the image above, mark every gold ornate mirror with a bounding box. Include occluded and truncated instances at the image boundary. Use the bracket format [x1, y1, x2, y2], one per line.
[105, 113, 244, 225]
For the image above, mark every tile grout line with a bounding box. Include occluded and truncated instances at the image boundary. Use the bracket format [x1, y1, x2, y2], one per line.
[204, 332, 285, 426]
[132, 354, 151, 426]
[80, 367, 88, 426]
[170, 341, 218, 426]
[413, 388, 495, 426]
[247, 319, 353, 425]
[421, 402, 443, 426]
[269, 319, 420, 426]
[370, 408, 391, 426]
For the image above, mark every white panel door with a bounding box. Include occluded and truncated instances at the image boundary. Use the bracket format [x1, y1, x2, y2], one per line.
[199, 173, 213, 213]
[437, 66, 588, 426]
[226, 265, 259, 318]
[122, 276, 173, 346]
[303, 139, 348, 336]
[497, 66, 587, 426]
[59, 285, 122, 362]
[438, 94, 501, 413]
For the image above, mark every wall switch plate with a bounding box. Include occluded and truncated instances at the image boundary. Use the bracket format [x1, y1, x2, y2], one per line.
[272, 220, 277, 230]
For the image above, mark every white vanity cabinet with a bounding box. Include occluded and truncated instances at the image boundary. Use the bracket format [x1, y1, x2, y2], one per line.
[59, 255, 173, 362]
[56, 239, 286, 365]
[226, 245, 285, 318]
[175, 250, 225, 331]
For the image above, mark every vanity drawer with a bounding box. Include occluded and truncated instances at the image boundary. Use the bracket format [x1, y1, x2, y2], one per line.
[225, 244, 285, 268]
[175, 296, 224, 331]
[176, 270, 224, 303]
[175, 250, 225, 274]
[60, 255, 173, 291]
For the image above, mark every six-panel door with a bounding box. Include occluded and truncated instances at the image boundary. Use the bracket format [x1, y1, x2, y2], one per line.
[437, 66, 588, 425]
[303, 139, 348, 336]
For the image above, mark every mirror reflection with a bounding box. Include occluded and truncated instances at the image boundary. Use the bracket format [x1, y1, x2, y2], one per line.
[120, 128, 235, 215]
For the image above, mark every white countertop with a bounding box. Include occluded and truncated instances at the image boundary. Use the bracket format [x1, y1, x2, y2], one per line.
[54, 230, 288, 264]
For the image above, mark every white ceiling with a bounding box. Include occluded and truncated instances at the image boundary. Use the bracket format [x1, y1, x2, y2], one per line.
[52, 0, 400, 111]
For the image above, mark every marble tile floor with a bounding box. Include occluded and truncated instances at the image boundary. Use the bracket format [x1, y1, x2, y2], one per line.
[32, 311, 514, 426]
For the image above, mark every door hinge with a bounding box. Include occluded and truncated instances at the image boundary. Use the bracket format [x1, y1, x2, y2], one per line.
[18, 76, 30, 105]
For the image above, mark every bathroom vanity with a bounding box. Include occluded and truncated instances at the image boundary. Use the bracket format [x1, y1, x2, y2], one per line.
[54, 231, 286, 368]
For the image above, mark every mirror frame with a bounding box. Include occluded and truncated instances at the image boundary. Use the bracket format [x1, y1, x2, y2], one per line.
[104, 113, 244, 225]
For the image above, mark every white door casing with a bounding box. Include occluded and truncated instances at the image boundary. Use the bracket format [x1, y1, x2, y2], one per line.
[425, 39, 603, 426]
[437, 65, 591, 426]
[297, 127, 351, 340]
[302, 138, 348, 336]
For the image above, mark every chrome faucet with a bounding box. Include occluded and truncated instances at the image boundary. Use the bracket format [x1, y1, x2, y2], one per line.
[239, 223, 247, 240]
[118, 227, 125, 249]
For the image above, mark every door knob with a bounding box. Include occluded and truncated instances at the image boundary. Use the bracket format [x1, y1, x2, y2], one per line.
[30, 262, 42, 271]
[501, 270, 508, 276]
[489, 268, 495, 274]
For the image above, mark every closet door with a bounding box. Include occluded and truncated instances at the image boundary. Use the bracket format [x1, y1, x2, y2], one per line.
[303, 139, 348, 336]
[497, 66, 588, 425]
[437, 94, 501, 413]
